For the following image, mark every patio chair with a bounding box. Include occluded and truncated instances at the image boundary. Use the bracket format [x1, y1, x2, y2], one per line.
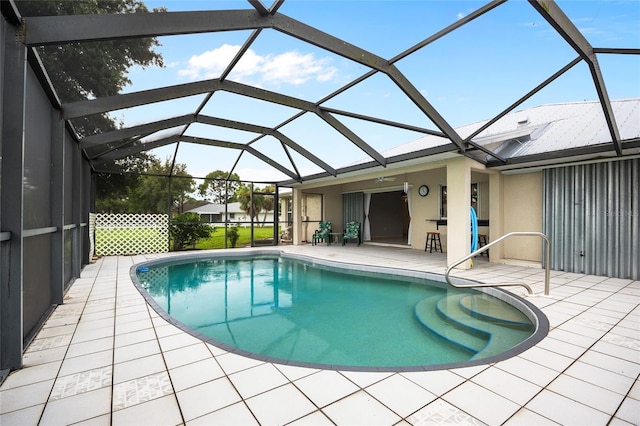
[312, 221, 332, 245]
[342, 221, 361, 246]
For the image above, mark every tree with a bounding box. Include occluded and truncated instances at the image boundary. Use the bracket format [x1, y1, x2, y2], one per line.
[236, 184, 264, 225]
[170, 213, 213, 251]
[197, 171, 241, 203]
[260, 185, 276, 226]
[16, 0, 165, 137]
[95, 153, 156, 213]
[129, 158, 195, 214]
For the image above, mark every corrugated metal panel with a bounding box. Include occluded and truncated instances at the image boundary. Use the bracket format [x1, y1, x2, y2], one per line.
[543, 158, 639, 280]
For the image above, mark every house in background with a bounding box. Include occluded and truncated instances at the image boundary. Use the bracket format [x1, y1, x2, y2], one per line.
[186, 202, 275, 226]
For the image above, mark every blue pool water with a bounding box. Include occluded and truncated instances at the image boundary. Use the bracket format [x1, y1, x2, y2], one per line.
[134, 254, 540, 370]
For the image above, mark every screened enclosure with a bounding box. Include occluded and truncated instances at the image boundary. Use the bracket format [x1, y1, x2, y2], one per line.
[1, 0, 638, 376]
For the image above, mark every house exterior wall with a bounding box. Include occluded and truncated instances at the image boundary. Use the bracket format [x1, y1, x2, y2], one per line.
[407, 168, 447, 250]
[311, 186, 343, 234]
[502, 172, 544, 262]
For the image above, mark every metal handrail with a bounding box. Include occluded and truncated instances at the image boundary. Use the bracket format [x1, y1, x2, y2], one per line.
[445, 231, 551, 296]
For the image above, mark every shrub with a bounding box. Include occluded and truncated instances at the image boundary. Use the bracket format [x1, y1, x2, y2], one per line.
[227, 225, 240, 248]
[170, 213, 213, 251]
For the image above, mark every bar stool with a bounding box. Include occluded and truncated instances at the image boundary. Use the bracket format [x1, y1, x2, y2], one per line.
[425, 232, 443, 253]
[478, 234, 488, 257]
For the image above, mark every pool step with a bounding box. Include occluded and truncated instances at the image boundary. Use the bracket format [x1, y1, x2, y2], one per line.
[459, 294, 531, 327]
[415, 293, 534, 360]
[414, 296, 487, 354]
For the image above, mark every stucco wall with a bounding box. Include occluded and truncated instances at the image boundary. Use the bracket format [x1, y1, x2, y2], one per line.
[503, 172, 543, 262]
[301, 187, 343, 241]
[407, 168, 447, 250]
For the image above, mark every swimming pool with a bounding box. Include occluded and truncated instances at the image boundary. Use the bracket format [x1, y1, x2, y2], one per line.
[132, 251, 548, 371]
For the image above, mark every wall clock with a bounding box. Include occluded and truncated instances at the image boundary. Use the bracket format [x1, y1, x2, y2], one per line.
[419, 185, 429, 197]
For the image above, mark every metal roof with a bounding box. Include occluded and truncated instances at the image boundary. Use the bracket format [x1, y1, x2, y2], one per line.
[347, 98, 640, 169]
[186, 202, 244, 214]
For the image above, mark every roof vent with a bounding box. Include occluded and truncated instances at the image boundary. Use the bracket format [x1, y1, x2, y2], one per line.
[517, 117, 529, 126]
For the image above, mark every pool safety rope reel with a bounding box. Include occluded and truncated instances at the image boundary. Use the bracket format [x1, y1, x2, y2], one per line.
[470, 206, 479, 267]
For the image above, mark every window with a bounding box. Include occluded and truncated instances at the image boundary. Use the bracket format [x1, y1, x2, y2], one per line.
[471, 183, 478, 213]
[440, 183, 479, 219]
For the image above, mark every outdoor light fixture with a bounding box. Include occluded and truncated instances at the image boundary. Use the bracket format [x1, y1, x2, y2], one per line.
[401, 176, 409, 202]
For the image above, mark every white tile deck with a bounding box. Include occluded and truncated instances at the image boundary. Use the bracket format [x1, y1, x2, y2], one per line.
[1, 245, 638, 425]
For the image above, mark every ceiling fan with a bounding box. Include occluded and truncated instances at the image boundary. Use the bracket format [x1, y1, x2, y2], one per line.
[374, 177, 396, 182]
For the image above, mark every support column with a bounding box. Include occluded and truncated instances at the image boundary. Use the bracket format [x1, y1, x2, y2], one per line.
[446, 157, 471, 269]
[51, 111, 65, 304]
[0, 18, 27, 372]
[292, 187, 303, 245]
[72, 136, 83, 277]
[489, 171, 504, 262]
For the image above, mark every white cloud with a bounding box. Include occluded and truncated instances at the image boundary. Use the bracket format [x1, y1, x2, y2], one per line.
[178, 44, 338, 86]
[178, 44, 240, 80]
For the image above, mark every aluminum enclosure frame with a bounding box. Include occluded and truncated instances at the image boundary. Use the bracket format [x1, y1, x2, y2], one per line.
[16, 0, 637, 183]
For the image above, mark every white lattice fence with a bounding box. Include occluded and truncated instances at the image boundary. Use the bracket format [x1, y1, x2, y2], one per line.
[95, 213, 169, 255]
[89, 213, 96, 259]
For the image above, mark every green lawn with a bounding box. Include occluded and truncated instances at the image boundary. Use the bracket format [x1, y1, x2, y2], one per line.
[195, 226, 277, 249]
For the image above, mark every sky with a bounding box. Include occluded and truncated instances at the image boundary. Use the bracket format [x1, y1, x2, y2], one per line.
[109, 0, 640, 183]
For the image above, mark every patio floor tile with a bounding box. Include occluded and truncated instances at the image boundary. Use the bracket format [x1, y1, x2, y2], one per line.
[443, 380, 521, 425]
[111, 394, 183, 426]
[321, 389, 401, 426]
[547, 374, 625, 416]
[40, 386, 112, 425]
[0, 247, 637, 425]
[228, 363, 290, 400]
[168, 357, 225, 392]
[410, 399, 485, 426]
[245, 383, 317, 425]
[526, 389, 611, 425]
[187, 401, 259, 426]
[294, 370, 360, 408]
[366, 373, 436, 418]
[176, 377, 242, 422]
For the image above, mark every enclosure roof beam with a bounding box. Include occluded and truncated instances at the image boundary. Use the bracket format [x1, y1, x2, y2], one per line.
[463, 56, 583, 163]
[91, 134, 181, 163]
[321, 108, 443, 136]
[24, 10, 272, 45]
[529, 0, 621, 155]
[182, 135, 247, 150]
[86, 134, 152, 160]
[27, 9, 465, 153]
[196, 115, 337, 176]
[269, 14, 466, 151]
[184, 135, 300, 180]
[64, 80, 223, 119]
[248, 0, 270, 16]
[64, 78, 434, 136]
[81, 115, 193, 147]
[316, 110, 386, 166]
[389, 0, 506, 63]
